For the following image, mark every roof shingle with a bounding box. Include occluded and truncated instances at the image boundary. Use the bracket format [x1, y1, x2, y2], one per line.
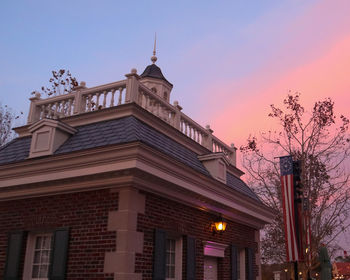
[0, 116, 260, 202]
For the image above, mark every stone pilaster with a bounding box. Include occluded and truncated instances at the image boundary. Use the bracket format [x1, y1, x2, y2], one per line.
[104, 187, 145, 280]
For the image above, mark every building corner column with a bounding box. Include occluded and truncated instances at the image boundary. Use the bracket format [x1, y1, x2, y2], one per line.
[104, 187, 145, 280]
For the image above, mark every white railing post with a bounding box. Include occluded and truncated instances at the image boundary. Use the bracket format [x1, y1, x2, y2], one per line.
[229, 143, 237, 166]
[125, 69, 140, 104]
[173, 101, 182, 130]
[73, 82, 87, 114]
[27, 92, 42, 124]
[203, 125, 213, 151]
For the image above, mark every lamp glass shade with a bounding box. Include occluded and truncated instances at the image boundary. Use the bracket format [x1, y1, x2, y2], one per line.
[214, 221, 227, 232]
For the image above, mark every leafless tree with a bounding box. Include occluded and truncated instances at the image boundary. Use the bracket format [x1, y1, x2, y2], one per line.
[32, 69, 78, 97]
[241, 93, 350, 263]
[0, 103, 21, 146]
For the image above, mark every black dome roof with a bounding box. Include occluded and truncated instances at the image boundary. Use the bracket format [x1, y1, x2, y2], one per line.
[140, 64, 173, 86]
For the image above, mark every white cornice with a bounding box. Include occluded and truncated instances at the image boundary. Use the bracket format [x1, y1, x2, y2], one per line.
[0, 141, 274, 228]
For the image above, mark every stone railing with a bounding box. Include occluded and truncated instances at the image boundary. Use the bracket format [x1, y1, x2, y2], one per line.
[27, 70, 236, 165]
[28, 80, 128, 123]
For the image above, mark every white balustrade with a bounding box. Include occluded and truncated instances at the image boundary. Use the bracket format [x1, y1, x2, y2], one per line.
[28, 72, 235, 164]
[138, 84, 176, 126]
[29, 81, 127, 122]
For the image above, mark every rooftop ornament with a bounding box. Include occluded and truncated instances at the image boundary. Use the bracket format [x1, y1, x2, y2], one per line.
[151, 32, 157, 64]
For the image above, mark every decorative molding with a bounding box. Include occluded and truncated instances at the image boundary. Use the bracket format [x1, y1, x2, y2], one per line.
[203, 241, 228, 258]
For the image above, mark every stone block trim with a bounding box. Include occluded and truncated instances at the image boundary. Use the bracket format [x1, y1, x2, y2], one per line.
[104, 188, 145, 279]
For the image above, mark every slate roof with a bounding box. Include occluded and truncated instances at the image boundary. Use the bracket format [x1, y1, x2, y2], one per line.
[0, 116, 260, 202]
[227, 172, 261, 201]
[140, 64, 173, 86]
[0, 137, 31, 165]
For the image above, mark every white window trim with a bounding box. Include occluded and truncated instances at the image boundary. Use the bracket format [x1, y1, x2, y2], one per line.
[165, 236, 183, 280]
[238, 248, 246, 280]
[23, 232, 53, 280]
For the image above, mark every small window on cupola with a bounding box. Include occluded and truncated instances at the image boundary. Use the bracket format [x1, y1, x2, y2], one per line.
[151, 87, 157, 93]
[163, 92, 168, 100]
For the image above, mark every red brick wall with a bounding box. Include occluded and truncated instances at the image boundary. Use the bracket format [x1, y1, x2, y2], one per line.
[0, 188, 259, 280]
[0, 189, 118, 280]
[136, 191, 259, 280]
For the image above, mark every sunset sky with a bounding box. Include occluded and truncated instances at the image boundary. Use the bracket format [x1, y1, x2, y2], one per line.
[1, 0, 350, 248]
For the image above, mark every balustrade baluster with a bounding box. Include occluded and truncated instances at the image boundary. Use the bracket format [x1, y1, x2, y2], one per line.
[61, 100, 66, 116]
[118, 87, 123, 105]
[144, 95, 148, 110]
[53, 102, 58, 119]
[110, 89, 116, 107]
[103, 91, 107, 108]
[87, 94, 92, 111]
[149, 98, 153, 112]
[96, 93, 101, 109]
[156, 103, 160, 117]
[138, 91, 144, 107]
[68, 99, 73, 115]
[39, 105, 44, 119]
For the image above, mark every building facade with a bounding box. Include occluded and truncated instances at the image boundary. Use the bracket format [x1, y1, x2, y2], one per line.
[0, 59, 274, 280]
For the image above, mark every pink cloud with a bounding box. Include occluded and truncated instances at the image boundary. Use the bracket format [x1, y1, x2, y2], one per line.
[201, 0, 350, 152]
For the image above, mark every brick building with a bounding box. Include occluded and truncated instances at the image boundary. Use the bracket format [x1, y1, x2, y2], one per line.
[0, 56, 274, 280]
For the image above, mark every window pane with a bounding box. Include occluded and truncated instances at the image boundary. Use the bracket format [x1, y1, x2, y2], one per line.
[32, 265, 40, 277]
[41, 250, 50, 263]
[35, 237, 42, 249]
[42, 236, 51, 249]
[39, 265, 49, 278]
[33, 251, 41, 264]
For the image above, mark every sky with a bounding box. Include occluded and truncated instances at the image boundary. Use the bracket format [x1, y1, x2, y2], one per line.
[1, 0, 350, 251]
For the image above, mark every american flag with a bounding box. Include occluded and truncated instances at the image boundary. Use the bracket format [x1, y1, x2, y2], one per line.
[280, 156, 299, 262]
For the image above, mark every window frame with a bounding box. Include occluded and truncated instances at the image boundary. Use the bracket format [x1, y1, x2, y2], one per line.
[23, 232, 53, 280]
[238, 248, 246, 280]
[165, 235, 183, 280]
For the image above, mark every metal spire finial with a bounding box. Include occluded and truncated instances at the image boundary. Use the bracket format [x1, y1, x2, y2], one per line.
[151, 33, 157, 64]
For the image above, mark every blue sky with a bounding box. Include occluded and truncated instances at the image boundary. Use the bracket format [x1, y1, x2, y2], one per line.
[0, 0, 316, 124]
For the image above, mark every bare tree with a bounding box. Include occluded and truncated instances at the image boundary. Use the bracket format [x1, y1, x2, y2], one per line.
[0, 103, 21, 146]
[32, 69, 78, 97]
[240, 93, 350, 263]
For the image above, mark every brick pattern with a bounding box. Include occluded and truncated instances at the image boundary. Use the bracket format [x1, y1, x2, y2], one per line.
[136, 191, 259, 280]
[0, 189, 118, 280]
[0, 188, 259, 280]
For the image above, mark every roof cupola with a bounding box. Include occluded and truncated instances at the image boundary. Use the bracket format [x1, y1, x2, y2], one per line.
[139, 35, 173, 103]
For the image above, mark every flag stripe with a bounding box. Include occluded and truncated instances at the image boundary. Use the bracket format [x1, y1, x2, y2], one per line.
[280, 158, 299, 262]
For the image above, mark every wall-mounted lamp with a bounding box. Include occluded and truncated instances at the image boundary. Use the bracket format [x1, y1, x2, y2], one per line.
[211, 217, 227, 234]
